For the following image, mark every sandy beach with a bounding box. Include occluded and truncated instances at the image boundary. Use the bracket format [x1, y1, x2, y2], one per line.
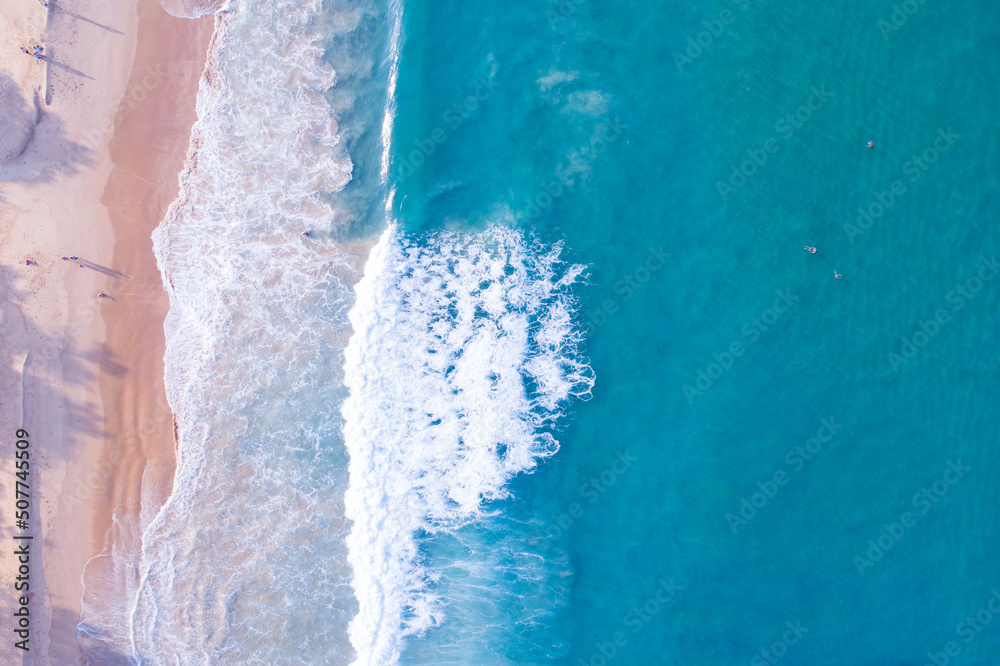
[0, 0, 211, 662]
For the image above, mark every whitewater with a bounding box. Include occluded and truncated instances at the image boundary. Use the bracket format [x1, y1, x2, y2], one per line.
[76, 0, 593, 663]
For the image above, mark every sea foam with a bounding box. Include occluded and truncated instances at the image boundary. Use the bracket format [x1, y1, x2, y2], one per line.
[342, 222, 593, 664]
[77, 0, 592, 662]
[78, 0, 390, 662]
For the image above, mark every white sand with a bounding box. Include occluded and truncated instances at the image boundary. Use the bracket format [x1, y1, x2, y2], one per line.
[0, 0, 211, 661]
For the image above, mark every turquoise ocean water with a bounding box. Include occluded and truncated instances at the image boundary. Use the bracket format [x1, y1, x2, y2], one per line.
[391, 1, 999, 664]
[79, 0, 999, 663]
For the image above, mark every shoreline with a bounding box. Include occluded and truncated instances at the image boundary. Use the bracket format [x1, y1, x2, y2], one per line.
[0, 0, 212, 661]
[95, 0, 213, 576]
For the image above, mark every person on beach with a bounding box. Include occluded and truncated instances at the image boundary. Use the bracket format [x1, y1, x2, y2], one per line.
[98, 293, 107, 299]
[804, 245, 817, 253]
[25, 259, 32, 265]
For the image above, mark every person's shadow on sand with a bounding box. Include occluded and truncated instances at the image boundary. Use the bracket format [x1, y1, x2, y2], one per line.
[50, 0, 126, 35]
[42, 52, 96, 80]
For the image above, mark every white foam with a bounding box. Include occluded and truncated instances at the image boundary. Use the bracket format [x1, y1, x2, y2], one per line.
[342, 222, 593, 664]
[564, 90, 609, 116]
[537, 68, 580, 92]
[380, 0, 403, 189]
[78, 0, 391, 662]
[77, 0, 593, 660]
[158, 0, 225, 19]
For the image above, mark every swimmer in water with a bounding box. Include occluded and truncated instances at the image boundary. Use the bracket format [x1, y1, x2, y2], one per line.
[866, 140, 874, 149]
[804, 246, 817, 253]
[834, 270, 842, 279]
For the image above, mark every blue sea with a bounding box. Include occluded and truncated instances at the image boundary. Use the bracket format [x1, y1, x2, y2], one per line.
[78, 0, 1000, 664]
